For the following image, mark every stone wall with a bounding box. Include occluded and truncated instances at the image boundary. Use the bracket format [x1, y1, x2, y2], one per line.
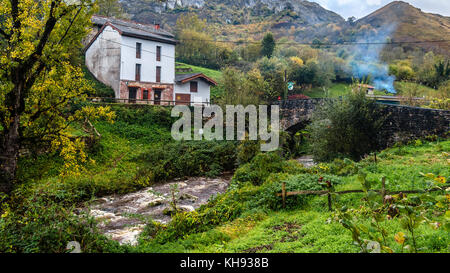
[277, 99, 450, 148]
[119, 81, 174, 105]
[378, 105, 450, 148]
[277, 99, 326, 131]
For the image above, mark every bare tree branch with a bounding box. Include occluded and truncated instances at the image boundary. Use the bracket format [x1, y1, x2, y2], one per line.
[58, 5, 83, 45]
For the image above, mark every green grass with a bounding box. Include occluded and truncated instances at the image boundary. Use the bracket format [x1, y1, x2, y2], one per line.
[301, 81, 440, 99]
[176, 62, 223, 82]
[9, 103, 450, 253]
[302, 83, 353, 98]
[132, 139, 450, 253]
[82, 64, 115, 98]
[394, 81, 439, 98]
[302, 83, 389, 98]
[17, 104, 240, 204]
[176, 62, 224, 100]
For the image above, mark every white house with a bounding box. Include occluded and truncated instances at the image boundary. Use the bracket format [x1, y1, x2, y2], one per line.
[84, 15, 216, 105]
[174, 73, 216, 105]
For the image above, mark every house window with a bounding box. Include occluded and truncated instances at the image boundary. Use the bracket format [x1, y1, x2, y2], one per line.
[143, 89, 149, 100]
[156, 66, 161, 83]
[190, 81, 198, 93]
[135, 64, 141, 82]
[156, 46, 161, 62]
[136, 43, 142, 59]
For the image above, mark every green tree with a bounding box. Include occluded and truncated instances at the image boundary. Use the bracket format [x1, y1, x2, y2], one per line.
[0, 0, 113, 195]
[218, 67, 263, 106]
[433, 60, 450, 87]
[289, 61, 318, 87]
[261, 32, 276, 59]
[307, 91, 385, 161]
[256, 57, 286, 100]
[389, 61, 415, 81]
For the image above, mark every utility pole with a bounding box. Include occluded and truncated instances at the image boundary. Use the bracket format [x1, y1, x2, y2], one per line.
[284, 69, 288, 101]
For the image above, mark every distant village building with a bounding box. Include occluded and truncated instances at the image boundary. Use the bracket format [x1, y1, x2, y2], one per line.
[84, 15, 216, 105]
[358, 84, 375, 95]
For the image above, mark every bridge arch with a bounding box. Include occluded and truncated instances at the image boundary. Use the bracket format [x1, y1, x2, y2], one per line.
[276, 99, 450, 149]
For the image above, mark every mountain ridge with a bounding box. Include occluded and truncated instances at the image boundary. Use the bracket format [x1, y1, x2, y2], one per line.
[357, 1, 450, 54]
[120, 0, 450, 55]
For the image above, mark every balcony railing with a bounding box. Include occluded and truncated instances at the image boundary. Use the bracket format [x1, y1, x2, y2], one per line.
[87, 97, 211, 106]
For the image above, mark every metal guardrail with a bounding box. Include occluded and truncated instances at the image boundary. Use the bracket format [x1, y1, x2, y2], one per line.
[87, 97, 211, 106]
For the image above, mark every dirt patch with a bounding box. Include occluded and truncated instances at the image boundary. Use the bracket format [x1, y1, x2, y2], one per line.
[274, 222, 303, 243]
[243, 244, 273, 253]
[273, 222, 302, 233]
[241, 222, 303, 253]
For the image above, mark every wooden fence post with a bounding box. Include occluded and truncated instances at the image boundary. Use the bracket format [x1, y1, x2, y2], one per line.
[282, 182, 286, 209]
[381, 177, 386, 202]
[327, 191, 332, 212]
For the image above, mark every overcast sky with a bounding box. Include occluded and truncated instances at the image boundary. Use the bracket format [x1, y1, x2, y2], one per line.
[311, 0, 450, 19]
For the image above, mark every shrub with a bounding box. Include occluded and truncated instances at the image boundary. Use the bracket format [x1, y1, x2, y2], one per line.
[83, 65, 115, 98]
[236, 140, 261, 166]
[231, 152, 286, 186]
[257, 173, 343, 210]
[328, 158, 359, 176]
[147, 172, 342, 243]
[151, 185, 260, 243]
[111, 105, 173, 128]
[307, 91, 385, 162]
[136, 141, 238, 185]
[0, 195, 123, 253]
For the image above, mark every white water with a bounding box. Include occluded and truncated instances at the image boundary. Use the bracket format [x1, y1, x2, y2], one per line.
[85, 175, 231, 245]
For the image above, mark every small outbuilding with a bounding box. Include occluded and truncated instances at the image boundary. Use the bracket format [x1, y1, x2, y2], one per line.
[359, 84, 375, 95]
[174, 73, 217, 106]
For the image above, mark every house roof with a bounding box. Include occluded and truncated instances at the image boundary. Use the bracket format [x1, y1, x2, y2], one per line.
[175, 73, 217, 86]
[358, 84, 375, 89]
[88, 15, 177, 47]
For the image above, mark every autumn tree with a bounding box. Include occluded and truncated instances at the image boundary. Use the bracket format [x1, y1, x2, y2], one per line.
[217, 67, 266, 106]
[175, 14, 237, 69]
[0, 0, 113, 195]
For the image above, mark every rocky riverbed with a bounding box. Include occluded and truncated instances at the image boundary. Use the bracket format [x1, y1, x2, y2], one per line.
[296, 155, 317, 168]
[86, 175, 232, 245]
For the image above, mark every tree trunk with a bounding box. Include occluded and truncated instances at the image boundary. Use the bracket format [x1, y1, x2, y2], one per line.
[0, 115, 21, 195]
[0, 77, 24, 196]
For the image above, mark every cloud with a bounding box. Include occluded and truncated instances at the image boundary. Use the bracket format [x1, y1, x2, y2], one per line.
[311, 0, 450, 19]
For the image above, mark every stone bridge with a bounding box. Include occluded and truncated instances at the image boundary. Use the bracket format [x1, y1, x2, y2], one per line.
[276, 99, 450, 148]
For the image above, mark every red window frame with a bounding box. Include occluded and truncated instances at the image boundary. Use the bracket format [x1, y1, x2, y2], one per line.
[190, 81, 198, 93]
[135, 64, 141, 82]
[156, 46, 161, 62]
[136, 43, 142, 59]
[142, 89, 149, 100]
[156, 66, 161, 83]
